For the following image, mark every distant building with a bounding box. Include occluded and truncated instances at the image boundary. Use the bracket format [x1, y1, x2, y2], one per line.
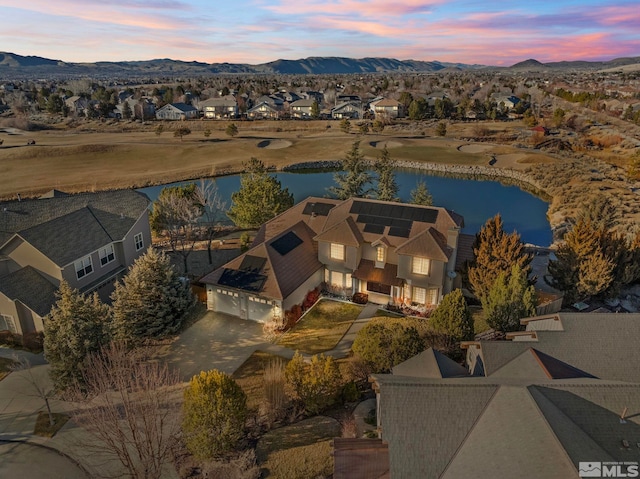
[155, 102, 198, 120]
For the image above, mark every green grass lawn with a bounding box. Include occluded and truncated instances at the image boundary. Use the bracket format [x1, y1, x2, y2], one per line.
[277, 300, 364, 354]
[256, 416, 341, 479]
[232, 350, 290, 410]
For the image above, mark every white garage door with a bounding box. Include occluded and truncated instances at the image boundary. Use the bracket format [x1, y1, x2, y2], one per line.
[247, 296, 273, 323]
[214, 289, 240, 317]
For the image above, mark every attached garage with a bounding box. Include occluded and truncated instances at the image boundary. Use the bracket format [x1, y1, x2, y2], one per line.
[247, 295, 275, 323]
[208, 287, 276, 323]
[210, 288, 241, 317]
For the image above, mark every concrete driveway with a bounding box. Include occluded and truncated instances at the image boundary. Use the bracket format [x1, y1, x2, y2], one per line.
[161, 311, 270, 381]
[0, 441, 89, 478]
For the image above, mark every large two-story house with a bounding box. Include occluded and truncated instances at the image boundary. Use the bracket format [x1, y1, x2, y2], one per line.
[201, 197, 467, 323]
[0, 190, 151, 335]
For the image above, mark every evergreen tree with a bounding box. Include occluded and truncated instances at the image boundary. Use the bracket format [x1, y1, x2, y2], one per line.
[374, 146, 399, 202]
[111, 248, 195, 344]
[122, 102, 132, 120]
[483, 265, 537, 333]
[435, 122, 447, 136]
[43, 281, 111, 392]
[339, 118, 351, 133]
[329, 141, 374, 199]
[352, 319, 424, 373]
[225, 123, 238, 137]
[310, 100, 320, 119]
[429, 289, 474, 342]
[284, 352, 342, 415]
[468, 214, 532, 302]
[227, 158, 294, 228]
[182, 370, 247, 459]
[410, 179, 433, 206]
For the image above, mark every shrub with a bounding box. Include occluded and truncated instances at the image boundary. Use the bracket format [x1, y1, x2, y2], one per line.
[182, 370, 248, 459]
[284, 304, 303, 329]
[263, 358, 287, 415]
[352, 292, 368, 304]
[285, 352, 342, 415]
[302, 288, 320, 311]
[22, 331, 44, 352]
[0, 330, 21, 348]
[341, 382, 360, 403]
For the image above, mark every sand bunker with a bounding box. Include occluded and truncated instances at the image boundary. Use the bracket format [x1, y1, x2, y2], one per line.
[458, 144, 491, 153]
[257, 139, 292, 149]
[369, 140, 403, 149]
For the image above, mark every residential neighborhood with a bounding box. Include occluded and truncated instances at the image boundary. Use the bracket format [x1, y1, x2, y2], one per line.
[1, 51, 640, 479]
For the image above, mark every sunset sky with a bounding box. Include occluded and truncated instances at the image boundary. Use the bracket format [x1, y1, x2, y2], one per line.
[2, 0, 639, 66]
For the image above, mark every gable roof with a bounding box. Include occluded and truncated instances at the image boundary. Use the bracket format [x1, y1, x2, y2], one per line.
[395, 227, 451, 261]
[469, 313, 640, 382]
[202, 221, 321, 300]
[158, 102, 197, 113]
[392, 347, 469, 378]
[0, 190, 150, 248]
[0, 266, 58, 317]
[314, 216, 363, 246]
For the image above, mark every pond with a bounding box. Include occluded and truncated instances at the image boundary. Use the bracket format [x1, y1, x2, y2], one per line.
[139, 168, 552, 246]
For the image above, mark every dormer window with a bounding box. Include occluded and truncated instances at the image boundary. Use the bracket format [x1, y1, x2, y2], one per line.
[412, 256, 430, 275]
[376, 246, 385, 263]
[330, 243, 345, 261]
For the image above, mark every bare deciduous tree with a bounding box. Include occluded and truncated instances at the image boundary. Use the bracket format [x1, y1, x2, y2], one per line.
[193, 180, 227, 265]
[69, 342, 182, 479]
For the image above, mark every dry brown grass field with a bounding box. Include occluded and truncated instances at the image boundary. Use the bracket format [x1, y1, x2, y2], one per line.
[0, 118, 557, 199]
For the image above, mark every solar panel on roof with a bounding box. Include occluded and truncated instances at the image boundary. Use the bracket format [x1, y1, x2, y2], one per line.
[389, 227, 411, 238]
[239, 255, 267, 273]
[391, 218, 412, 229]
[218, 268, 267, 292]
[270, 231, 303, 256]
[302, 202, 334, 216]
[363, 223, 385, 234]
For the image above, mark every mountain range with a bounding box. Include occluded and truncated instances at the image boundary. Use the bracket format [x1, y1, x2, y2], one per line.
[1, 52, 639, 78]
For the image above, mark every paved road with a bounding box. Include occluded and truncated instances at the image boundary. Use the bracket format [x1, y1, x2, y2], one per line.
[0, 441, 89, 478]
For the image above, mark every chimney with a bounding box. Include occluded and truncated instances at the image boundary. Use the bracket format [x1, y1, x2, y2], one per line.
[447, 226, 459, 249]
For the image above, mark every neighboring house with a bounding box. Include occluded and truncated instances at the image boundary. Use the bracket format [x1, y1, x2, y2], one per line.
[134, 98, 156, 120]
[0, 190, 151, 335]
[370, 98, 404, 119]
[201, 197, 466, 322]
[494, 94, 521, 110]
[355, 313, 640, 479]
[290, 99, 316, 119]
[64, 95, 89, 115]
[331, 102, 364, 119]
[247, 101, 281, 120]
[155, 102, 199, 120]
[200, 96, 238, 119]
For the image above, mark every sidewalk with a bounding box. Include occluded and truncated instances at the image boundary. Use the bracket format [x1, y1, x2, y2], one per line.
[325, 302, 379, 358]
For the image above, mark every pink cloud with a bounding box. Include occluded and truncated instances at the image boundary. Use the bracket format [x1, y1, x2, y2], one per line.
[265, 0, 442, 17]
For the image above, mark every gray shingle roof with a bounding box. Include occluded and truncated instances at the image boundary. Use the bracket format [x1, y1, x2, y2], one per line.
[0, 190, 149, 245]
[477, 313, 640, 382]
[392, 347, 469, 378]
[0, 266, 58, 317]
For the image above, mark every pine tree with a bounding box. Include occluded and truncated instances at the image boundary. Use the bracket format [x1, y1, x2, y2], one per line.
[43, 281, 111, 392]
[429, 289, 474, 342]
[111, 248, 195, 344]
[284, 352, 342, 415]
[410, 179, 433, 206]
[483, 265, 537, 333]
[227, 158, 294, 228]
[182, 370, 247, 459]
[374, 146, 399, 202]
[329, 141, 374, 200]
[468, 214, 532, 302]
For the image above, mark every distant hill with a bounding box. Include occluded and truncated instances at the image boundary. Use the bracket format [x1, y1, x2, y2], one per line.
[2, 51, 640, 79]
[0, 52, 483, 79]
[508, 56, 640, 71]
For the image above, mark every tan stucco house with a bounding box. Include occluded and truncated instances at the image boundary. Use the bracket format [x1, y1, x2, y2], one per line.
[201, 197, 467, 323]
[0, 190, 151, 335]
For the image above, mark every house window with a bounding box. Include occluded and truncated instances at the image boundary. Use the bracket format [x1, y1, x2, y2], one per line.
[412, 256, 430, 275]
[330, 271, 344, 286]
[345, 273, 352, 290]
[134, 232, 144, 251]
[0, 314, 16, 334]
[376, 246, 385, 262]
[99, 244, 115, 266]
[368, 282, 391, 295]
[427, 288, 438, 305]
[75, 255, 93, 279]
[330, 243, 345, 261]
[412, 286, 426, 304]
